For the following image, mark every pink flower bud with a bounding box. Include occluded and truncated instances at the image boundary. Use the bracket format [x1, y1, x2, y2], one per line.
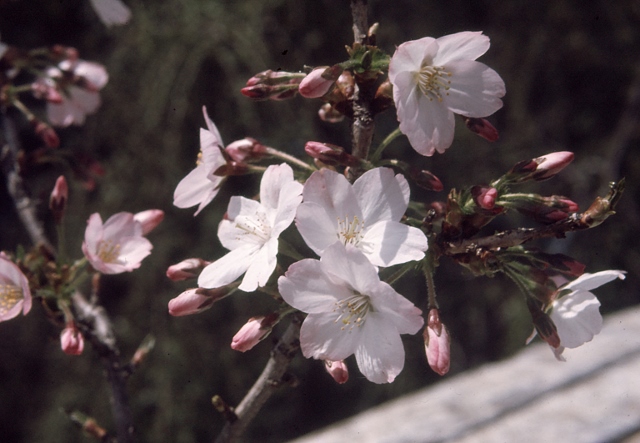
[133, 209, 164, 235]
[33, 121, 60, 148]
[464, 117, 499, 142]
[49, 175, 68, 224]
[324, 360, 349, 384]
[423, 309, 450, 376]
[408, 167, 444, 192]
[225, 137, 266, 163]
[166, 258, 210, 281]
[230, 314, 278, 352]
[298, 68, 335, 99]
[168, 287, 231, 316]
[471, 186, 498, 210]
[60, 323, 84, 355]
[305, 141, 360, 167]
[532, 151, 575, 181]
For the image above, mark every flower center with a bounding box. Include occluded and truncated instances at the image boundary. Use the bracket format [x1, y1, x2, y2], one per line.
[416, 63, 452, 102]
[0, 284, 23, 316]
[235, 212, 271, 242]
[334, 292, 372, 331]
[97, 240, 121, 263]
[337, 215, 364, 246]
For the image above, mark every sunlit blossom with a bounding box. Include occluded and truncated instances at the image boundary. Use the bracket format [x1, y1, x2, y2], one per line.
[173, 106, 228, 216]
[82, 212, 154, 274]
[198, 163, 303, 292]
[389, 31, 505, 156]
[278, 243, 424, 384]
[0, 256, 32, 322]
[296, 167, 428, 267]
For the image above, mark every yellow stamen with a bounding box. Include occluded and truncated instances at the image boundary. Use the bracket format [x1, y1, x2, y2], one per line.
[416, 64, 452, 102]
[97, 240, 121, 263]
[0, 284, 23, 316]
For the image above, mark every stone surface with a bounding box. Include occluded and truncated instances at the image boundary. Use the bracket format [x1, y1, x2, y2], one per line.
[289, 306, 640, 443]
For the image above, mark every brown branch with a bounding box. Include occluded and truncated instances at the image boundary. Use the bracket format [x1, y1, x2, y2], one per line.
[0, 110, 55, 255]
[440, 215, 588, 256]
[350, 0, 368, 44]
[214, 315, 302, 443]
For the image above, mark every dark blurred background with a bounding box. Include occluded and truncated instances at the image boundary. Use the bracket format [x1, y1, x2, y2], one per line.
[0, 0, 638, 442]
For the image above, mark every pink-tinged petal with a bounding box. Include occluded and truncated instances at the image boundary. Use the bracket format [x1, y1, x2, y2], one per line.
[352, 168, 408, 224]
[301, 169, 362, 223]
[300, 312, 362, 361]
[388, 37, 438, 81]
[173, 165, 223, 215]
[74, 61, 109, 89]
[102, 212, 139, 239]
[260, 164, 294, 211]
[0, 257, 32, 321]
[197, 244, 257, 289]
[442, 60, 505, 117]
[271, 179, 303, 237]
[278, 259, 352, 314]
[320, 243, 380, 296]
[69, 87, 101, 114]
[354, 315, 406, 383]
[47, 100, 81, 127]
[226, 195, 262, 221]
[89, 0, 131, 27]
[201, 106, 224, 147]
[116, 237, 153, 268]
[361, 221, 428, 267]
[371, 282, 424, 334]
[561, 270, 626, 292]
[401, 93, 455, 156]
[239, 237, 278, 291]
[433, 31, 490, 65]
[295, 201, 342, 257]
[83, 213, 104, 252]
[133, 209, 164, 235]
[551, 290, 602, 348]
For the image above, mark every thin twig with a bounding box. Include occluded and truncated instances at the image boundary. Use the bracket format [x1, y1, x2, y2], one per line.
[214, 315, 302, 443]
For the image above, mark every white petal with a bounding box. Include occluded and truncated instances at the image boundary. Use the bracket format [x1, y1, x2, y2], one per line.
[173, 164, 222, 215]
[295, 202, 340, 257]
[279, 259, 351, 313]
[74, 61, 108, 89]
[300, 312, 362, 361]
[562, 270, 626, 292]
[260, 163, 295, 212]
[400, 93, 456, 155]
[89, 0, 131, 26]
[352, 168, 408, 224]
[388, 37, 438, 82]
[197, 245, 257, 289]
[69, 87, 101, 114]
[117, 236, 153, 269]
[200, 129, 226, 172]
[433, 31, 490, 65]
[226, 195, 262, 220]
[355, 314, 406, 383]
[370, 282, 424, 334]
[442, 60, 505, 117]
[301, 169, 362, 222]
[361, 222, 428, 267]
[102, 212, 139, 239]
[239, 237, 279, 291]
[201, 106, 224, 147]
[320, 243, 381, 296]
[550, 290, 602, 349]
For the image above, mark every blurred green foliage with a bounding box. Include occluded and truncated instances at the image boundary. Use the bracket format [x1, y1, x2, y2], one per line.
[1, 0, 639, 442]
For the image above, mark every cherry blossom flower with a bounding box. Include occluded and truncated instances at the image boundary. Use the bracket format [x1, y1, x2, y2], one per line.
[296, 167, 428, 267]
[541, 270, 626, 360]
[278, 243, 424, 384]
[173, 107, 228, 216]
[198, 163, 303, 292]
[82, 212, 154, 274]
[0, 256, 32, 322]
[89, 0, 132, 27]
[41, 60, 109, 127]
[388, 31, 505, 156]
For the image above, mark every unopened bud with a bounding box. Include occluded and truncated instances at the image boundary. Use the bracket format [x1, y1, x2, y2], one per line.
[49, 175, 68, 224]
[299, 67, 336, 98]
[507, 151, 574, 183]
[324, 360, 349, 384]
[241, 83, 299, 101]
[336, 70, 355, 99]
[464, 117, 499, 142]
[225, 137, 266, 163]
[408, 167, 444, 192]
[32, 121, 60, 148]
[245, 69, 304, 86]
[504, 194, 578, 224]
[168, 287, 231, 316]
[423, 309, 451, 376]
[305, 141, 360, 167]
[471, 186, 498, 210]
[230, 313, 278, 352]
[166, 258, 210, 281]
[134, 209, 164, 235]
[60, 323, 84, 355]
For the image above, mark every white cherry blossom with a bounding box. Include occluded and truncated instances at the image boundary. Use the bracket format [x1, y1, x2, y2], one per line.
[547, 270, 626, 360]
[278, 243, 424, 384]
[389, 31, 505, 156]
[296, 167, 428, 267]
[173, 106, 227, 216]
[89, 0, 132, 27]
[198, 163, 302, 292]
